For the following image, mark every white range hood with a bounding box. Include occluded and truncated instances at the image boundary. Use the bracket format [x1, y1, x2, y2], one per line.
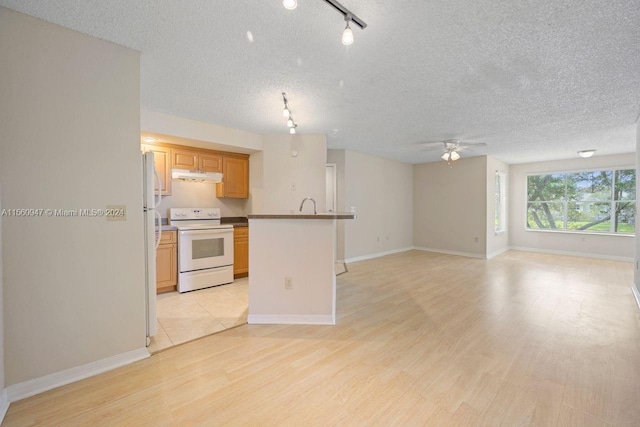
[171, 169, 223, 182]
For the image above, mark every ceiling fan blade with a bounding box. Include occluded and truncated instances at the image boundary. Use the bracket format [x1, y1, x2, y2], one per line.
[457, 142, 487, 148]
[419, 147, 446, 152]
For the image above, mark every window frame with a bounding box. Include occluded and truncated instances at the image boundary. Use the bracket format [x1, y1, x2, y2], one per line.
[525, 165, 635, 236]
[495, 171, 507, 234]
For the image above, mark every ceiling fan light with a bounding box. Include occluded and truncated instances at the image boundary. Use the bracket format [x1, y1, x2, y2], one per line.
[283, 0, 297, 10]
[450, 151, 461, 161]
[441, 152, 450, 161]
[578, 149, 596, 158]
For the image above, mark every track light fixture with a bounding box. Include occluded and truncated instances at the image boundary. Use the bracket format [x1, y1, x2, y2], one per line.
[282, 92, 298, 134]
[324, 0, 367, 45]
[282, 0, 297, 10]
[284, 0, 367, 45]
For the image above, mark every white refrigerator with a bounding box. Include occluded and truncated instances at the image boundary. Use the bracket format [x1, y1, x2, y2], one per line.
[143, 152, 161, 343]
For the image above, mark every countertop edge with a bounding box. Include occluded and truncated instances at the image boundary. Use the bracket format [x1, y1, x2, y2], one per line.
[248, 213, 356, 220]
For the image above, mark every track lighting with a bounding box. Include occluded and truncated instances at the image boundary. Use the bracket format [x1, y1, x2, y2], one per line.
[342, 16, 354, 45]
[282, 92, 298, 134]
[283, 0, 297, 10]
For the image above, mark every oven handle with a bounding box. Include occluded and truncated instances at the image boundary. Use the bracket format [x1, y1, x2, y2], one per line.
[179, 229, 233, 236]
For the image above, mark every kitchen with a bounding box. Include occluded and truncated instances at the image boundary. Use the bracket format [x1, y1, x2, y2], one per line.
[142, 134, 252, 352]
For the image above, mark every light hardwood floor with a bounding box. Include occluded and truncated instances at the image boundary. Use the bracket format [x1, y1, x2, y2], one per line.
[4, 250, 639, 426]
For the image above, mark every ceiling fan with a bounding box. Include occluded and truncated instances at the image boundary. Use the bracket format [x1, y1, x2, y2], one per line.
[419, 139, 487, 163]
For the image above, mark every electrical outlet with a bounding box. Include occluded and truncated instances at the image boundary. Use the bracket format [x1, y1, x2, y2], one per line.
[474, 236, 479, 243]
[285, 277, 293, 290]
[290, 182, 297, 191]
[377, 236, 380, 242]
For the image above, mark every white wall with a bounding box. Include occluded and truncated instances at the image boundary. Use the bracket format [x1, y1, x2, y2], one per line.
[509, 153, 635, 261]
[327, 150, 346, 261]
[0, 190, 4, 392]
[141, 110, 262, 153]
[250, 134, 327, 214]
[343, 150, 414, 260]
[413, 157, 488, 257]
[487, 156, 510, 257]
[156, 181, 248, 219]
[0, 8, 145, 385]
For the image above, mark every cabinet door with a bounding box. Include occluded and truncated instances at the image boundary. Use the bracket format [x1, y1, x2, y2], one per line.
[172, 148, 198, 170]
[233, 227, 249, 278]
[156, 243, 177, 293]
[142, 144, 171, 196]
[200, 153, 223, 172]
[217, 157, 249, 198]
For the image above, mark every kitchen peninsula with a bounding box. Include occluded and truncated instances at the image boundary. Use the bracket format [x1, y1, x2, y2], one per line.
[247, 213, 355, 325]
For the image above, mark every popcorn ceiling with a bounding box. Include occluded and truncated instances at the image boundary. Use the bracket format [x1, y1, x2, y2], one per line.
[2, 0, 639, 164]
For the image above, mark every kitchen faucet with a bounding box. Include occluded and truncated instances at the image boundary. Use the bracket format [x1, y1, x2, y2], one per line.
[299, 197, 317, 214]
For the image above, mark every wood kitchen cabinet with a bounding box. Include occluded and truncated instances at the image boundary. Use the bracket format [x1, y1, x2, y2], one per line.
[233, 226, 249, 278]
[172, 148, 222, 172]
[217, 156, 249, 198]
[156, 230, 177, 294]
[141, 144, 171, 196]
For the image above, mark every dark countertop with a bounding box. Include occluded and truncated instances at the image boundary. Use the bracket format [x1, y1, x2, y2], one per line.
[222, 216, 248, 227]
[248, 213, 356, 220]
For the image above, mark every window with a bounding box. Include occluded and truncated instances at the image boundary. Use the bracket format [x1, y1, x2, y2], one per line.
[495, 171, 506, 232]
[526, 168, 635, 234]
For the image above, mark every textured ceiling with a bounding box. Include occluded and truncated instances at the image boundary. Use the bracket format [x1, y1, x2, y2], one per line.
[2, 0, 639, 164]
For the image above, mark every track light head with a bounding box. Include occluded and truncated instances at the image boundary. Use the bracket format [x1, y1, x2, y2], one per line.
[283, 0, 297, 10]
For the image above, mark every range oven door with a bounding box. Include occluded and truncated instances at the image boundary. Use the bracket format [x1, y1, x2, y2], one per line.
[179, 228, 234, 272]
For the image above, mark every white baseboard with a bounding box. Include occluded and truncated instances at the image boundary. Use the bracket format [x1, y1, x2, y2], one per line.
[248, 314, 335, 325]
[486, 246, 510, 260]
[0, 389, 9, 425]
[345, 247, 413, 264]
[413, 246, 486, 259]
[632, 283, 640, 311]
[509, 246, 634, 263]
[5, 347, 149, 403]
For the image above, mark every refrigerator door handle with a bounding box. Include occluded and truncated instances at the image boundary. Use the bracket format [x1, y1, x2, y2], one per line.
[153, 170, 162, 208]
[154, 210, 162, 250]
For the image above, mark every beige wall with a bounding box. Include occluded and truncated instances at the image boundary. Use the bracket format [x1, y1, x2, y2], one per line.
[156, 181, 248, 219]
[0, 190, 4, 391]
[509, 153, 635, 260]
[634, 119, 639, 290]
[414, 157, 488, 256]
[487, 156, 510, 257]
[327, 150, 346, 260]
[343, 150, 413, 260]
[251, 134, 327, 214]
[0, 8, 145, 385]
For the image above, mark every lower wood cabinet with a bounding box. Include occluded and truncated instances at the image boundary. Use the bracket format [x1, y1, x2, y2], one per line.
[233, 226, 249, 278]
[156, 230, 177, 294]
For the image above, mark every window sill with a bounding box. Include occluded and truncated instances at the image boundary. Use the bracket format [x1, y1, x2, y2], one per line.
[525, 229, 634, 238]
[494, 230, 506, 236]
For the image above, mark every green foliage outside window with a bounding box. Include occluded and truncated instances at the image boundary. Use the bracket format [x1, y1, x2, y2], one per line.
[526, 169, 635, 234]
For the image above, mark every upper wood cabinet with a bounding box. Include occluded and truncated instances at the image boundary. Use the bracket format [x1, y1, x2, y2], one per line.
[141, 144, 171, 196]
[200, 153, 223, 172]
[217, 156, 249, 198]
[142, 141, 249, 199]
[172, 148, 222, 173]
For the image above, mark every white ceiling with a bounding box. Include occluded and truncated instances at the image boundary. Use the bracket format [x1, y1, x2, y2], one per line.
[2, 0, 639, 164]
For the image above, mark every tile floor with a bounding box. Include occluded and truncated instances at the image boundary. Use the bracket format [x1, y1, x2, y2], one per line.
[148, 278, 248, 353]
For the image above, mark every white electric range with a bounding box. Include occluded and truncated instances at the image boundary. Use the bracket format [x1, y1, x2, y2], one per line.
[169, 208, 234, 293]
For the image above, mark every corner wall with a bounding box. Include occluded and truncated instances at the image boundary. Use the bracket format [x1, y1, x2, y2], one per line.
[0, 8, 145, 386]
[327, 150, 346, 261]
[413, 157, 488, 257]
[509, 153, 635, 261]
[251, 134, 327, 214]
[487, 157, 509, 258]
[342, 150, 413, 261]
